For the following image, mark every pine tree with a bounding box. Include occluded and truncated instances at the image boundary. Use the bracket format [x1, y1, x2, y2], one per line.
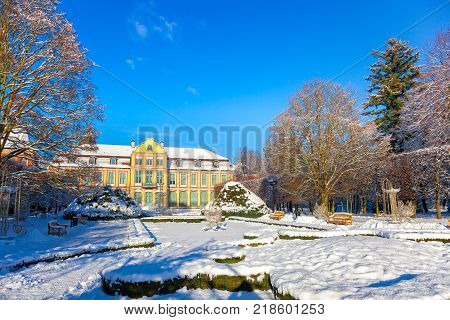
[363, 38, 420, 152]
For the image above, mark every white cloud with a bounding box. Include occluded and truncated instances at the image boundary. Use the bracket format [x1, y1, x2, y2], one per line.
[186, 86, 199, 95]
[125, 59, 136, 70]
[152, 15, 176, 41]
[134, 21, 148, 38]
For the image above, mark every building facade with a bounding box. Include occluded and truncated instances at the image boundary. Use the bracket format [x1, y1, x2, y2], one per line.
[58, 138, 234, 208]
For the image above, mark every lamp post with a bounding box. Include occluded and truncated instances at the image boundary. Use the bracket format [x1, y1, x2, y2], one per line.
[267, 176, 278, 211]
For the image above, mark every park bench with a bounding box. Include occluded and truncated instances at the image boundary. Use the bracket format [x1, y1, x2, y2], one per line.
[269, 211, 285, 220]
[328, 213, 352, 225]
[48, 220, 68, 236]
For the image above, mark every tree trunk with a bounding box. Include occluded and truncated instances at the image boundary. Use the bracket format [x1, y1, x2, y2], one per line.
[421, 197, 428, 213]
[436, 191, 442, 219]
[375, 193, 380, 217]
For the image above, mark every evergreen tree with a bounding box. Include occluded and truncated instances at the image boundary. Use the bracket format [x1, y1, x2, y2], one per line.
[363, 38, 420, 152]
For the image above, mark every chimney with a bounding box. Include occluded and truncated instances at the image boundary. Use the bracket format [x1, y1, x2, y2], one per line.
[130, 139, 136, 148]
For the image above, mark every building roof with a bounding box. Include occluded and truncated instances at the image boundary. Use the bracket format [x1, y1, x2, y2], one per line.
[165, 147, 228, 160]
[76, 144, 136, 157]
[76, 144, 229, 161]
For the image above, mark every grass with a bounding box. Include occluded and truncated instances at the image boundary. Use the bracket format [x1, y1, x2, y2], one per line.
[213, 256, 245, 264]
[279, 235, 319, 241]
[102, 273, 271, 299]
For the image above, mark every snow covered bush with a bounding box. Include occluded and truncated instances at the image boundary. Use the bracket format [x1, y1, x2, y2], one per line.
[63, 186, 142, 220]
[208, 182, 271, 218]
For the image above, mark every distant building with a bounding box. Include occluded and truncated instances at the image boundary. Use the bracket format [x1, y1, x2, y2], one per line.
[57, 138, 234, 208]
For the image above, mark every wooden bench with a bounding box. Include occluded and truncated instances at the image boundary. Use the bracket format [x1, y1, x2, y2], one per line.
[328, 213, 352, 225]
[48, 221, 69, 236]
[269, 211, 285, 220]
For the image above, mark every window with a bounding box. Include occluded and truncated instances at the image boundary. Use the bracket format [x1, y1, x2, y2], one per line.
[179, 191, 187, 207]
[201, 173, 208, 187]
[211, 174, 218, 186]
[88, 157, 96, 165]
[155, 192, 161, 206]
[190, 173, 197, 187]
[157, 158, 163, 166]
[190, 191, 198, 206]
[145, 170, 153, 185]
[146, 158, 153, 166]
[213, 160, 219, 168]
[135, 170, 142, 184]
[110, 157, 118, 165]
[147, 144, 153, 151]
[119, 172, 127, 185]
[200, 191, 208, 206]
[156, 171, 163, 184]
[221, 174, 228, 183]
[180, 173, 187, 186]
[107, 172, 115, 185]
[134, 191, 142, 204]
[67, 156, 76, 163]
[136, 158, 143, 166]
[176, 159, 183, 167]
[145, 191, 152, 206]
[210, 192, 215, 201]
[170, 191, 177, 206]
[170, 173, 176, 186]
[98, 172, 104, 184]
[194, 160, 202, 167]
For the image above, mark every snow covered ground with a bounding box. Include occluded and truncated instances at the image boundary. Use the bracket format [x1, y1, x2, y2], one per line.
[0, 216, 448, 300]
[0, 215, 152, 272]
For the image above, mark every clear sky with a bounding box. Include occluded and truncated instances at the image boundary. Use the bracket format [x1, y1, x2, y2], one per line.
[59, 0, 449, 160]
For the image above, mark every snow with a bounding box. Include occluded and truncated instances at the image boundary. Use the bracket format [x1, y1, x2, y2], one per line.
[101, 220, 450, 299]
[0, 215, 152, 272]
[0, 216, 449, 300]
[165, 147, 228, 160]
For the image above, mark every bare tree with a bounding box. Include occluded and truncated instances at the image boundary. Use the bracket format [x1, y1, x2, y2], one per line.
[399, 30, 449, 218]
[0, 0, 103, 167]
[265, 80, 390, 217]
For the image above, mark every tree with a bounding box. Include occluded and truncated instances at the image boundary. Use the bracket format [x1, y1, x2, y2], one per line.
[401, 30, 449, 149]
[0, 0, 103, 167]
[235, 147, 263, 179]
[399, 30, 450, 218]
[266, 80, 390, 217]
[364, 38, 420, 152]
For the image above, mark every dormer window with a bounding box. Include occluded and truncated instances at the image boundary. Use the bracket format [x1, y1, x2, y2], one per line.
[195, 160, 202, 167]
[213, 160, 219, 168]
[110, 157, 118, 165]
[176, 159, 183, 167]
[147, 145, 153, 151]
[88, 157, 97, 165]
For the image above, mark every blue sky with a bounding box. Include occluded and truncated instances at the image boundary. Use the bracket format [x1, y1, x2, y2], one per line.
[60, 0, 449, 160]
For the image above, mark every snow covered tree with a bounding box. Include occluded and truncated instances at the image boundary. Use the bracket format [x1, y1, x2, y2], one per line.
[401, 30, 449, 149]
[399, 30, 449, 219]
[364, 38, 420, 152]
[0, 0, 103, 167]
[266, 80, 390, 217]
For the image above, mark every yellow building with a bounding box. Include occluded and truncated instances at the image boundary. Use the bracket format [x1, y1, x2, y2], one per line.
[58, 138, 234, 208]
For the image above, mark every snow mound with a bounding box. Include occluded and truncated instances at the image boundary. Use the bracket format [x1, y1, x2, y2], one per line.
[64, 186, 142, 220]
[359, 219, 447, 231]
[210, 182, 271, 217]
